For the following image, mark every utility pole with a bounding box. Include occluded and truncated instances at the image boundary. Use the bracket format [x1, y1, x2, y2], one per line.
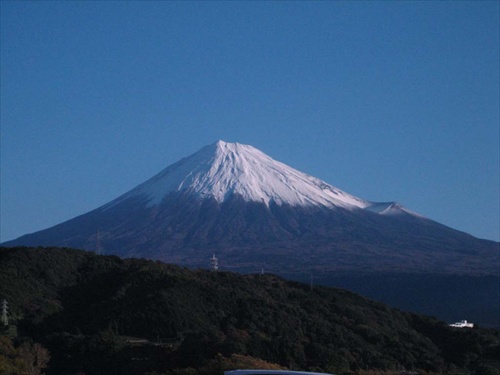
[96, 229, 101, 254]
[1, 299, 8, 327]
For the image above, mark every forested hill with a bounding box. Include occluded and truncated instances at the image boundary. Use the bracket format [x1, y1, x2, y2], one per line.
[0, 247, 499, 375]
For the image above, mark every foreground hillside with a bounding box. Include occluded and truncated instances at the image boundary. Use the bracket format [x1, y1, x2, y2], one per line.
[0, 247, 499, 375]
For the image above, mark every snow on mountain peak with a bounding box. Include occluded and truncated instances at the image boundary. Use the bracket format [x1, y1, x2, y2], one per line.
[106, 140, 418, 216]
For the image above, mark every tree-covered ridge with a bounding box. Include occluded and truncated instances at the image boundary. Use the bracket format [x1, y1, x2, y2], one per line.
[0, 247, 499, 375]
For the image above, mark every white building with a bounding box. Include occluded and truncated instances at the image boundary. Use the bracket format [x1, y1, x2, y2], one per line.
[449, 320, 474, 328]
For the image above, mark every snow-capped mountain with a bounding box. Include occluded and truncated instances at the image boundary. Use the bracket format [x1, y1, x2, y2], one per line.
[106, 140, 407, 214]
[2, 140, 498, 276]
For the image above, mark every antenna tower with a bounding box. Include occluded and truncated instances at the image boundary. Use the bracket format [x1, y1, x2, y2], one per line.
[1, 299, 8, 327]
[210, 254, 219, 271]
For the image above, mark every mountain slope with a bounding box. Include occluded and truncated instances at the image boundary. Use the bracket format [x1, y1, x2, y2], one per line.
[2, 141, 498, 277]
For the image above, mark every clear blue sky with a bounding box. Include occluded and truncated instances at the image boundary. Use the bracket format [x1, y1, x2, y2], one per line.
[1, 1, 499, 242]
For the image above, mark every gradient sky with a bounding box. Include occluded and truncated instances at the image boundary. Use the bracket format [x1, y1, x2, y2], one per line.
[1, 1, 499, 242]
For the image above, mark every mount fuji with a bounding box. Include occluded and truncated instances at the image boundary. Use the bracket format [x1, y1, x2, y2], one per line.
[3, 140, 498, 277]
[104, 140, 419, 215]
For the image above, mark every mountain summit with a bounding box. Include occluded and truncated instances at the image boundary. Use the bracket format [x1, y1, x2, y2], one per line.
[107, 140, 415, 216]
[2, 141, 498, 276]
